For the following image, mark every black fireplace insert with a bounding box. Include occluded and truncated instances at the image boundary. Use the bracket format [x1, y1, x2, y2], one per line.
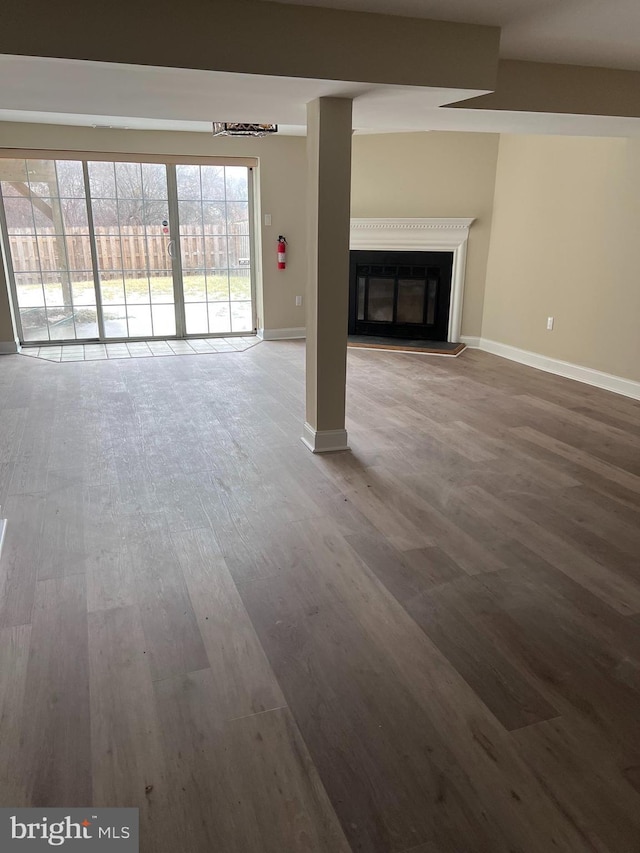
[349, 250, 453, 342]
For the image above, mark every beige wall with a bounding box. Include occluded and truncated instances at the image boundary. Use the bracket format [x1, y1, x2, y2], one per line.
[351, 132, 500, 337]
[0, 123, 308, 333]
[0, 124, 501, 340]
[3, 122, 639, 387]
[483, 134, 640, 382]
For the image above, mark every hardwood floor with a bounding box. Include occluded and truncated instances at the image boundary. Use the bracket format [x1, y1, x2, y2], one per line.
[0, 341, 639, 852]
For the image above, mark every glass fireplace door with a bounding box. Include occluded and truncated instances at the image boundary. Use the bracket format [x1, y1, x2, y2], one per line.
[349, 250, 453, 342]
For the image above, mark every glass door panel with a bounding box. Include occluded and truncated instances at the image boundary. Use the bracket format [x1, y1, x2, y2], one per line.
[177, 164, 253, 335]
[0, 158, 98, 341]
[397, 280, 425, 324]
[350, 253, 452, 342]
[88, 160, 175, 338]
[366, 278, 395, 322]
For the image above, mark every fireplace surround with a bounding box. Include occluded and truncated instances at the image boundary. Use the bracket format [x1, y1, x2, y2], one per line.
[349, 218, 475, 343]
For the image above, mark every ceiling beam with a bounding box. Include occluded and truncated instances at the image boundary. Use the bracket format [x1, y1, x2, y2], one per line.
[452, 60, 640, 119]
[0, 0, 500, 92]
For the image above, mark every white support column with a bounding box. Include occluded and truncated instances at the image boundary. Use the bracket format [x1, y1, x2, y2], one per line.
[302, 97, 353, 453]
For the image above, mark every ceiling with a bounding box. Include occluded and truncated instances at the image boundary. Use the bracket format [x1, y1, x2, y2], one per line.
[268, 0, 640, 71]
[2, 0, 640, 139]
[0, 54, 490, 136]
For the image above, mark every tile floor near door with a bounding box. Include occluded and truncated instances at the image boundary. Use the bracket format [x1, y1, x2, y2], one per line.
[0, 341, 639, 852]
[21, 336, 260, 361]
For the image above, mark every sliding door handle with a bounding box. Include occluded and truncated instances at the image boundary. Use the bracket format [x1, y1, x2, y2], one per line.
[167, 239, 176, 259]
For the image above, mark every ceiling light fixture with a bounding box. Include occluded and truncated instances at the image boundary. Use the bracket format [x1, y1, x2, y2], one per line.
[212, 122, 278, 137]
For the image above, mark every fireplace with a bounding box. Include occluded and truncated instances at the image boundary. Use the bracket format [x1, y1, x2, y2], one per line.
[349, 250, 453, 341]
[349, 218, 475, 343]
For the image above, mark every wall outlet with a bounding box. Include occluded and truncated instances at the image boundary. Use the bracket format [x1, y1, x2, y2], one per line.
[547, 316, 554, 330]
[295, 295, 303, 307]
[264, 214, 272, 226]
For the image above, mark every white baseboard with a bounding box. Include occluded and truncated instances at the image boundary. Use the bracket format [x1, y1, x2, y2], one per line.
[460, 335, 481, 348]
[301, 423, 350, 453]
[0, 340, 20, 354]
[475, 337, 640, 401]
[258, 327, 306, 341]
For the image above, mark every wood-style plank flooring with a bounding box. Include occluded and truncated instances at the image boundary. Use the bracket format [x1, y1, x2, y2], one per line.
[0, 341, 639, 852]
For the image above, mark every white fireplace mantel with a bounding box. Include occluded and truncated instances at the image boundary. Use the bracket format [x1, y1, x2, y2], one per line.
[349, 217, 475, 343]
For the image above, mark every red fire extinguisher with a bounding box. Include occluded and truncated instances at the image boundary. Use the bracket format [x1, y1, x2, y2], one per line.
[277, 236, 287, 270]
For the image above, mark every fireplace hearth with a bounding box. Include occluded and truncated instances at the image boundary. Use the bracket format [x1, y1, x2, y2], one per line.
[349, 250, 453, 342]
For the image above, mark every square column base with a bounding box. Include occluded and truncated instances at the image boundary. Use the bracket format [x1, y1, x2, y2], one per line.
[301, 423, 350, 453]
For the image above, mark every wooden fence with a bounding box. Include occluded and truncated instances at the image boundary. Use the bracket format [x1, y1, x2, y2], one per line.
[9, 225, 250, 279]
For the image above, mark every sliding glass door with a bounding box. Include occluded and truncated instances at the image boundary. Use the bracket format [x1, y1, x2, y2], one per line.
[0, 156, 255, 344]
[0, 159, 98, 341]
[176, 164, 253, 335]
[88, 160, 176, 339]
